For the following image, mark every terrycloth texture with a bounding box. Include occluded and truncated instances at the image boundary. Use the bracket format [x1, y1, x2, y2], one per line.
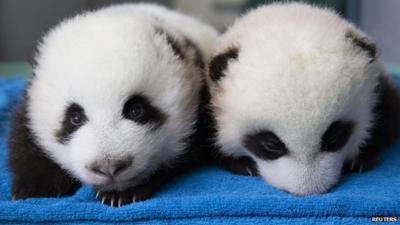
[0, 76, 399, 225]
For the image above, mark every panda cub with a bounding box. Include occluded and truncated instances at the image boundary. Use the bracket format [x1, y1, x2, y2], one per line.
[8, 4, 218, 206]
[208, 3, 400, 196]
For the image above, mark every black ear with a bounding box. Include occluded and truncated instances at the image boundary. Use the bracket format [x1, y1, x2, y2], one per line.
[155, 28, 204, 69]
[155, 28, 185, 60]
[209, 47, 239, 82]
[344, 74, 400, 173]
[183, 37, 205, 70]
[346, 31, 377, 63]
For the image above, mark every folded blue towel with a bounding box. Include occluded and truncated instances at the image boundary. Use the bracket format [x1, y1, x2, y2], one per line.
[0, 76, 399, 225]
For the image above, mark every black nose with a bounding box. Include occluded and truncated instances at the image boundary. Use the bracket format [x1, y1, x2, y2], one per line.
[88, 158, 133, 177]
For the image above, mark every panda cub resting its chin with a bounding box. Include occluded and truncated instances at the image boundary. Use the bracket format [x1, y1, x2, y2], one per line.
[207, 3, 400, 196]
[8, 3, 217, 207]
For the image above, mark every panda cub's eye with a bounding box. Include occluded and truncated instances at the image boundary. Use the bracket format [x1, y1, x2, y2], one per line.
[242, 130, 288, 160]
[321, 121, 354, 152]
[69, 111, 85, 126]
[122, 94, 166, 127]
[56, 103, 87, 144]
[128, 102, 145, 120]
[66, 104, 87, 127]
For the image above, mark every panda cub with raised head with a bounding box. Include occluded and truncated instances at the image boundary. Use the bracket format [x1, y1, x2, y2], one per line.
[208, 3, 400, 196]
[8, 3, 218, 206]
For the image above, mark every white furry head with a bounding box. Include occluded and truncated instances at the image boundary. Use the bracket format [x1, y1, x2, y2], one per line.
[27, 4, 217, 191]
[208, 3, 381, 195]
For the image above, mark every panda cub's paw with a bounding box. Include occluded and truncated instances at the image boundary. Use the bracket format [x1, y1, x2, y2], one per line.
[219, 156, 259, 177]
[344, 153, 380, 173]
[12, 178, 79, 201]
[95, 186, 154, 207]
[12, 182, 56, 200]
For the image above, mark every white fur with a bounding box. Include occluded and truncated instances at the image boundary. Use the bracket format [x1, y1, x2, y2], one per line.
[28, 3, 218, 190]
[209, 3, 382, 195]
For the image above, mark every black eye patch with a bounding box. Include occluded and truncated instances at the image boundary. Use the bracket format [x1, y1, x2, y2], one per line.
[321, 121, 354, 152]
[122, 94, 166, 128]
[155, 28, 204, 70]
[209, 47, 239, 82]
[56, 103, 88, 144]
[155, 28, 185, 60]
[242, 130, 288, 160]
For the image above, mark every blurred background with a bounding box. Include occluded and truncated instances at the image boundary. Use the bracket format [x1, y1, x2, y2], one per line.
[0, 0, 399, 77]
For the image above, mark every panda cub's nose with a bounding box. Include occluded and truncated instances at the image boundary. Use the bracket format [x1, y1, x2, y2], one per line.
[89, 158, 133, 177]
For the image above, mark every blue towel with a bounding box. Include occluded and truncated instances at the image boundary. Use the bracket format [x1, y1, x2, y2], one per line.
[0, 76, 399, 225]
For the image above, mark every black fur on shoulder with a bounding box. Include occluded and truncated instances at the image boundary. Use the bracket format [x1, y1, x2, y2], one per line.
[8, 94, 80, 200]
[195, 81, 259, 177]
[344, 74, 400, 172]
[183, 84, 216, 166]
[346, 31, 378, 63]
[209, 47, 239, 82]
